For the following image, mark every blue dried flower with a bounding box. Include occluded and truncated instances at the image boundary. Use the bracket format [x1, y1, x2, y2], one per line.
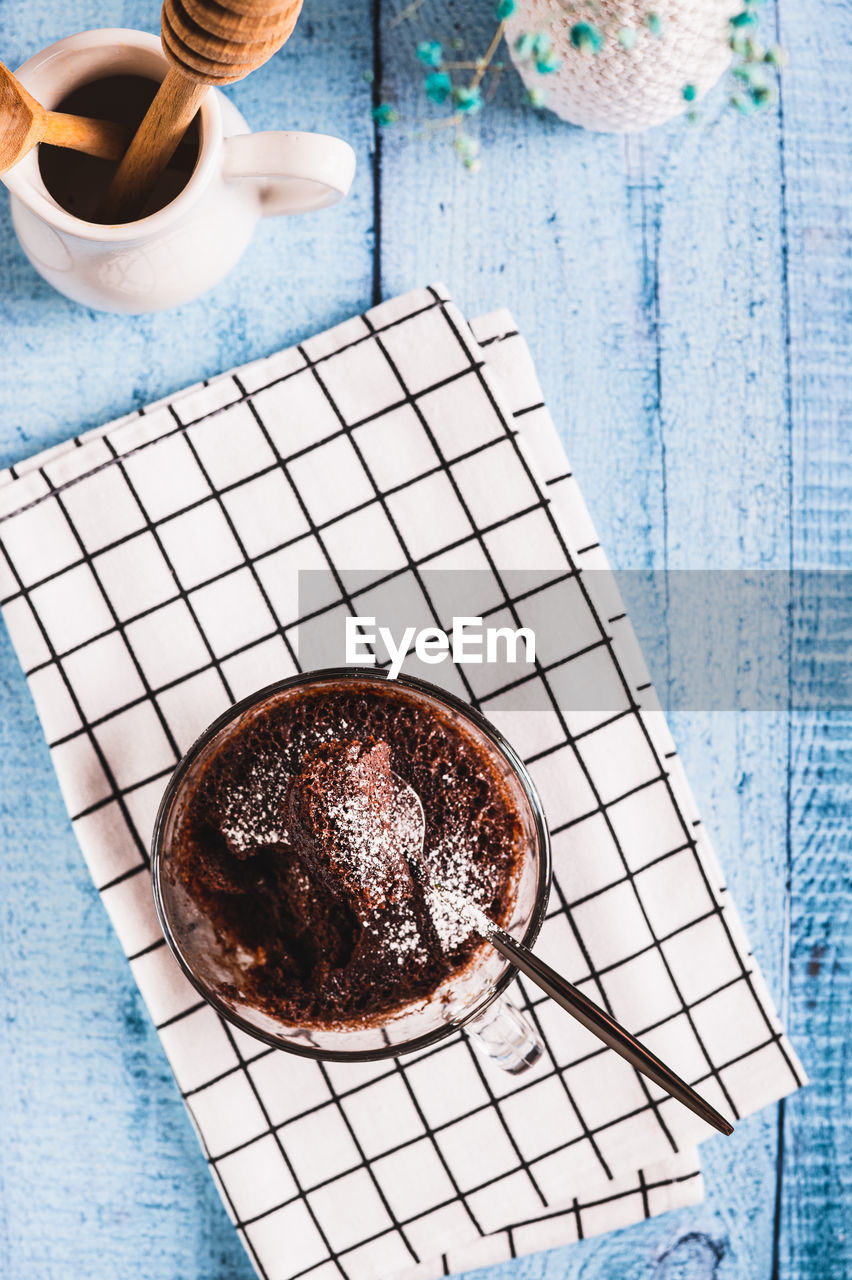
[570, 22, 603, 54]
[741, 37, 765, 60]
[495, 0, 516, 18]
[733, 62, 768, 88]
[646, 12, 664, 37]
[536, 49, 562, 72]
[730, 92, 753, 114]
[618, 28, 637, 49]
[417, 40, 443, 68]
[454, 135, 480, 162]
[514, 32, 536, 59]
[372, 103, 398, 125]
[730, 11, 757, 29]
[525, 87, 548, 108]
[453, 85, 484, 113]
[682, 83, 697, 102]
[424, 71, 452, 103]
[764, 45, 789, 67]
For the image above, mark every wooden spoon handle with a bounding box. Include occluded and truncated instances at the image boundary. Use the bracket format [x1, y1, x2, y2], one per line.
[43, 112, 130, 162]
[101, 69, 207, 223]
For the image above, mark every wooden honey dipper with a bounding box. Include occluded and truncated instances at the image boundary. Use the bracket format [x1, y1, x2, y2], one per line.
[103, 0, 304, 223]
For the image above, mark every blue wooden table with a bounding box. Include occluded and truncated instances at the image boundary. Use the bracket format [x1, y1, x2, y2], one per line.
[0, 1, 848, 1277]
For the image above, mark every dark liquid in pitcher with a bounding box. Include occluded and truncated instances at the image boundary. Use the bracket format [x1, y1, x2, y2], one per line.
[38, 76, 200, 224]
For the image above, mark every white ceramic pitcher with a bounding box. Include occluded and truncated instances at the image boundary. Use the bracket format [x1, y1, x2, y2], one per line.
[1, 29, 356, 313]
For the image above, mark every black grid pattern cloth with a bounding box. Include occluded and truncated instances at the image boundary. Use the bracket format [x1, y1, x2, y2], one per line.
[0, 286, 804, 1280]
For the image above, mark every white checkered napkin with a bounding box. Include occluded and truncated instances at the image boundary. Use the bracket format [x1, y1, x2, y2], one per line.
[0, 285, 804, 1280]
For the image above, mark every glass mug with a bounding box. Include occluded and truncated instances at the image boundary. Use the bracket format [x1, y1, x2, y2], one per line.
[152, 669, 552, 1073]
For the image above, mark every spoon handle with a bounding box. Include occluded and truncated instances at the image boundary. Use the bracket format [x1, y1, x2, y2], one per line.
[101, 70, 208, 223]
[488, 925, 734, 1136]
[43, 112, 130, 162]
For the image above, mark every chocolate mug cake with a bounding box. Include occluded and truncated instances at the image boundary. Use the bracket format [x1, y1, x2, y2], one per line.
[163, 678, 528, 1029]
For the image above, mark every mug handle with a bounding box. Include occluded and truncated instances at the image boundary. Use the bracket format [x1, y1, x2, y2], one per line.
[464, 993, 544, 1074]
[222, 131, 356, 217]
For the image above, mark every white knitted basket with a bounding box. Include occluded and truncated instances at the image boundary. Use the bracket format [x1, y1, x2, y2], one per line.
[506, 0, 738, 132]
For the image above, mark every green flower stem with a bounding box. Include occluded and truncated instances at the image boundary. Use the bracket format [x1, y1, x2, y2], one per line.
[387, 0, 427, 31]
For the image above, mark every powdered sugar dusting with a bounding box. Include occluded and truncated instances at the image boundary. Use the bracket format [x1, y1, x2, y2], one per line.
[220, 753, 290, 855]
[283, 739, 506, 959]
[220, 724, 356, 856]
[426, 881, 496, 942]
[362, 902, 427, 966]
[316, 747, 421, 909]
[422, 825, 501, 952]
[318, 757, 431, 965]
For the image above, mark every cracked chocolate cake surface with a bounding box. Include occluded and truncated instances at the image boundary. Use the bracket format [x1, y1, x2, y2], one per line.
[169, 681, 524, 1028]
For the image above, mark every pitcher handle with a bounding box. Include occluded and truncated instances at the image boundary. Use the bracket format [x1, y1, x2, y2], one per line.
[222, 131, 356, 217]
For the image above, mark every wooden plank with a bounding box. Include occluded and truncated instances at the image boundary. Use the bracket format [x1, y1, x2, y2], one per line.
[375, 5, 668, 568]
[628, 46, 795, 1280]
[374, 4, 798, 1279]
[0, 1, 374, 1277]
[774, 0, 852, 1275]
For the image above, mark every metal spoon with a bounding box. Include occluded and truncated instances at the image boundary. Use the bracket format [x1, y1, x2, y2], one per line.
[393, 772, 734, 1137]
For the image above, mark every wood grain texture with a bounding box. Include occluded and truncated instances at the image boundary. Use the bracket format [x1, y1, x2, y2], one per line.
[42, 109, 130, 159]
[375, 7, 806, 1280]
[773, 1, 852, 1277]
[0, 62, 47, 172]
[0, 1, 848, 1279]
[0, 2, 372, 1278]
[162, 0, 303, 76]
